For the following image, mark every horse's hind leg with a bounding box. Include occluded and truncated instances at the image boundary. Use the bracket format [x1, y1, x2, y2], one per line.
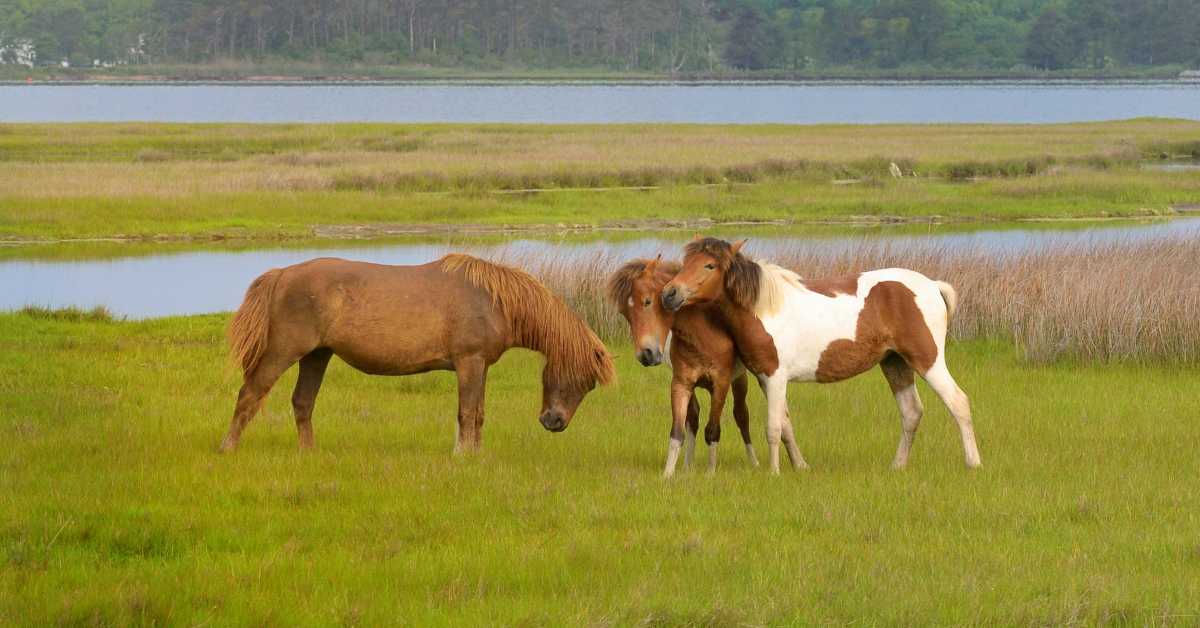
[731, 374, 758, 467]
[292, 348, 333, 449]
[881, 353, 923, 469]
[921, 359, 981, 469]
[683, 394, 700, 470]
[220, 355, 293, 452]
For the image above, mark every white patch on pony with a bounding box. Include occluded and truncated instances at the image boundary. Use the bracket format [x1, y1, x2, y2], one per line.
[627, 297, 634, 308]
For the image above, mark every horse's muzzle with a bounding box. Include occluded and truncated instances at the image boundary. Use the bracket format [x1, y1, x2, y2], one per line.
[637, 347, 663, 367]
[661, 286, 685, 312]
[540, 411, 567, 432]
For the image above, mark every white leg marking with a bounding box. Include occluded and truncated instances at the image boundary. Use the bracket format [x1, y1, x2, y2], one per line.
[707, 443, 718, 474]
[663, 437, 683, 478]
[745, 443, 760, 467]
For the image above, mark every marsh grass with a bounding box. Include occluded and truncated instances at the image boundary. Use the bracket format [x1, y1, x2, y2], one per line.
[2, 121, 1199, 239]
[1, 311, 1198, 624]
[496, 236, 1200, 364]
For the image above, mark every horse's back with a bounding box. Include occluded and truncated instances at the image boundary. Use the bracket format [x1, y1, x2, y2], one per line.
[268, 257, 506, 375]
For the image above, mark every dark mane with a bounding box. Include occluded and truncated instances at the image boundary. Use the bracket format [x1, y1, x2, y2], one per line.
[683, 238, 761, 311]
[606, 258, 681, 309]
[442, 254, 615, 386]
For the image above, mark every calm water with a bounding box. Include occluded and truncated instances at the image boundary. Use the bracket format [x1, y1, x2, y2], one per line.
[3, 219, 1197, 319]
[2, 82, 1199, 123]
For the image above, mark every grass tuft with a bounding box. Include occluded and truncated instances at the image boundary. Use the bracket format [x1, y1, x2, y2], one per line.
[17, 305, 117, 323]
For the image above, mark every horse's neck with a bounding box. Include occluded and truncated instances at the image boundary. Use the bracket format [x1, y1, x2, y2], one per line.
[715, 300, 780, 376]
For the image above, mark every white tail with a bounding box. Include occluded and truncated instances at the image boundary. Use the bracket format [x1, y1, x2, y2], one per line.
[935, 281, 958, 320]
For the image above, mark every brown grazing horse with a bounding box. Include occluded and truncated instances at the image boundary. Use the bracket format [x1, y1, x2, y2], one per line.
[662, 238, 980, 473]
[608, 256, 779, 477]
[221, 254, 615, 453]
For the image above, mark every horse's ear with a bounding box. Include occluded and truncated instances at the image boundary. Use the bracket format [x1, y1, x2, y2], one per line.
[730, 239, 748, 256]
[643, 254, 661, 275]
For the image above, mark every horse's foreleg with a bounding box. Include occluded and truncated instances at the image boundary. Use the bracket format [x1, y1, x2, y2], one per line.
[683, 394, 700, 470]
[292, 348, 332, 450]
[881, 353, 923, 469]
[758, 375, 789, 474]
[731, 373, 758, 467]
[453, 357, 488, 454]
[664, 382, 692, 478]
[922, 360, 981, 469]
[220, 357, 290, 452]
[704, 379, 731, 474]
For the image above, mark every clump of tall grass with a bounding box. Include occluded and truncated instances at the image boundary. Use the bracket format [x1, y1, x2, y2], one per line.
[18, 305, 116, 323]
[491, 235, 1199, 365]
[941, 156, 1056, 181]
[133, 149, 172, 163]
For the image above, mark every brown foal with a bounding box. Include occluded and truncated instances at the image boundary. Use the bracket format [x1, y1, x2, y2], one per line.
[609, 256, 778, 476]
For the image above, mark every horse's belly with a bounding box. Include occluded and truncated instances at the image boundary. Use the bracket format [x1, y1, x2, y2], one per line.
[335, 348, 452, 376]
[324, 312, 456, 376]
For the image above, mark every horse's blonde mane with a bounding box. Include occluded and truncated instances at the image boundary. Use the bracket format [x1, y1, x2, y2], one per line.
[753, 260, 804, 318]
[441, 254, 615, 386]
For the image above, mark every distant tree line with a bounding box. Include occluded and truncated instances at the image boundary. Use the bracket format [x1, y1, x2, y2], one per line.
[1, 0, 1197, 73]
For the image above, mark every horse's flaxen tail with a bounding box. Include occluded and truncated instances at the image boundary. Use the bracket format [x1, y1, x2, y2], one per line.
[228, 268, 283, 376]
[935, 280, 958, 321]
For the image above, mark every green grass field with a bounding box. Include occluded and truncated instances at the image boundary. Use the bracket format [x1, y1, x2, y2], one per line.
[2, 311, 1198, 625]
[2, 120, 1199, 241]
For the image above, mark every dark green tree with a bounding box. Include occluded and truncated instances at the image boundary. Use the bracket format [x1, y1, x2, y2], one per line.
[1024, 6, 1074, 70]
[723, 6, 776, 70]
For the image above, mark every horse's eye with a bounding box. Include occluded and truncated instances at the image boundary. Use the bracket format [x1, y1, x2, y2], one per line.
[705, 263, 715, 270]
[643, 298, 652, 308]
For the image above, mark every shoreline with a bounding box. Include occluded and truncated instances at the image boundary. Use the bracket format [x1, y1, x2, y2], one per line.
[2, 212, 1193, 248]
[4, 77, 1199, 87]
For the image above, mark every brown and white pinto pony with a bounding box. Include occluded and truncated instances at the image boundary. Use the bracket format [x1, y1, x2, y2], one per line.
[662, 238, 981, 474]
[222, 255, 614, 454]
[608, 256, 780, 476]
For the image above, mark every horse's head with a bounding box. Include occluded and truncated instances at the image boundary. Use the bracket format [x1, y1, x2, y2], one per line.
[538, 346, 611, 432]
[607, 255, 679, 367]
[662, 237, 754, 312]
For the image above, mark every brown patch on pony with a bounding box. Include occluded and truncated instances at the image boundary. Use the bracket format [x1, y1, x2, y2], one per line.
[228, 267, 284, 374]
[815, 281, 937, 383]
[607, 258, 681, 310]
[683, 237, 761, 311]
[442, 254, 615, 386]
[802, 274, 861, 298]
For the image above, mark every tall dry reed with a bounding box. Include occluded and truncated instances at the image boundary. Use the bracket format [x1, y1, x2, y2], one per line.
[491, 236, 1200, 365]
